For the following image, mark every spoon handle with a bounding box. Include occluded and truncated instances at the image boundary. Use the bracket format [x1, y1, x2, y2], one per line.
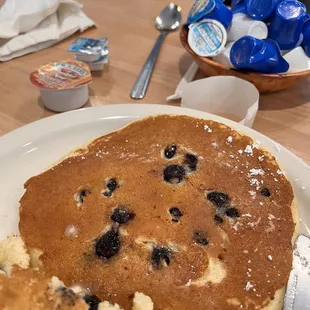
[130, 31, 168, 99]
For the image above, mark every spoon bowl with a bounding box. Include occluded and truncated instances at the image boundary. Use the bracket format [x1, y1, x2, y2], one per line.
[130, 3, 182, 99]
[155, 3, 182, 31]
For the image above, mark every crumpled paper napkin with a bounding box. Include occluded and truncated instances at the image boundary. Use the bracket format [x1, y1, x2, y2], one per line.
[0, 0, 95, 62]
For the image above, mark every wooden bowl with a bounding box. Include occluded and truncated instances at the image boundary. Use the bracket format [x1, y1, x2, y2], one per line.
[180, 25, 310, 93]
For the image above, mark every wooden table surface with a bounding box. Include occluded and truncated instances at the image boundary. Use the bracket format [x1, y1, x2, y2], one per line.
[0, 0, 310, 163]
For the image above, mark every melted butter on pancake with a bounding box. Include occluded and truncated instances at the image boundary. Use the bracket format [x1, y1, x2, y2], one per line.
[191, 256, 227, 285]
[227, 297, 241, 306]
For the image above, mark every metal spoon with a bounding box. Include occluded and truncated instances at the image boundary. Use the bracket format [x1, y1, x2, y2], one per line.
[130, 3, 182, 99]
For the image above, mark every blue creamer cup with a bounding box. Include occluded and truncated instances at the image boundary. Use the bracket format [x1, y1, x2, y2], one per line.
[187, 0, 232, 28]
[187, 0, 216, 24]
[263, 0, 284, 24]
[302, 18, 310, 57]
[230, 36, 289, 73]
[245, 0, 276, 21]
[232, 3, 246, 15]
[206, 0, 233, 28]
[269, 0, 306, 50]
[304, 13, 310, 24]
[231, 0, 244, 8]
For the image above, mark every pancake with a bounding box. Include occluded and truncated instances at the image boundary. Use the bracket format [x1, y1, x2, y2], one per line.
[0, 235, 30, 276]
[19, 115, 296, 310]
[0, 270, 153, 310]
[0, 235, 153, 310]
[0, 267, 126, 310]
[0, 268, 89, 310]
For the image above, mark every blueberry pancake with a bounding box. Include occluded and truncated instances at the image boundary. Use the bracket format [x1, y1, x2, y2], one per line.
[0, 267, 152, 310]
[0, 268, 93, 310]
[19, 115, 296, 310]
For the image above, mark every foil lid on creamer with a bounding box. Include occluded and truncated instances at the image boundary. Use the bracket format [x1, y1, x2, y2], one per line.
[68, 37, 108, 56]
[188, 19, 227, 57]
[30, 60, 92, 90]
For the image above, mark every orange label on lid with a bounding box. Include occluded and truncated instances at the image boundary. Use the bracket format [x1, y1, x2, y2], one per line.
[30, 60, 92, 90]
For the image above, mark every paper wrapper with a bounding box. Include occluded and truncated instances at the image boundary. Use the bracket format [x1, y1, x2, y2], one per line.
[169, 74, 259, 128]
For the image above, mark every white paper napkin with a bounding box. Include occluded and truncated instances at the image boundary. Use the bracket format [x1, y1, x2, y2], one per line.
[0, 0, 95, 62]
[167, 62, 259, 128]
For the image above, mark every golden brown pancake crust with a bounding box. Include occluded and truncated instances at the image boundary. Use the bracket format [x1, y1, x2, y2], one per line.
[0, 268, 87, 310]
[19, 115, 295, 310]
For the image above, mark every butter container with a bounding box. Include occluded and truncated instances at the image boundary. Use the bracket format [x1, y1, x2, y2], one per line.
[68, 37, 108, 62]
[76, 53, 102, 62]
[76, 55, 109, 72]
[30, 60, 92, 112]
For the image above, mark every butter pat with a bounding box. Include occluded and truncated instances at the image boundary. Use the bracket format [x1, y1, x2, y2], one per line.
[68, 37, 108, 62]
[132, 292, 154, 310]
[0, 235, 30, 276]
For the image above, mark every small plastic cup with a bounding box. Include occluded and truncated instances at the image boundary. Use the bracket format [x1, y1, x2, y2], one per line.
[213, 42, 235, 68]
[283, 46, 310, 73]
[76, 54, 109, 72]
[39, 84, 89, 112]
[30, 60, 92, 112]
[227, 13, 268, 42]
[75, 53, 102, 62]
[264, 0, 285, 23]
[232, 3, 246, 15]
[245, 0, 276, 20]
[230, 36, 289, 73]
[68, 37, 108, 62]
[187, 0, 216, 24]
[302, 19, 310, 57]
[188, 19, 227, 57]
[231, 0, 244, 8]
[206, 0, 233, 28]
[86, 61, 105, 72]
[187, 0, 232, 28]
[269, 0, 306, 50]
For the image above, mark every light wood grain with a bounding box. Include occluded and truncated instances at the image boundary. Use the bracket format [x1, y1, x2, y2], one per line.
[0, 0, 309, 164]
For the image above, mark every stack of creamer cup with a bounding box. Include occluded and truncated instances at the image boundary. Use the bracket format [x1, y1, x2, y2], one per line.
[187, 0, 310, 74]
[67, 37, 109, 72]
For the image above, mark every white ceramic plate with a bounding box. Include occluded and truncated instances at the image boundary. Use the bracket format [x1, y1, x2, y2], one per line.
[0, 104, 309, 241]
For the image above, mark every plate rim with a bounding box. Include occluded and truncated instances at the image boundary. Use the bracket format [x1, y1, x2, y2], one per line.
[0, 104, 309, 170]
[0, 103, 309, 238]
